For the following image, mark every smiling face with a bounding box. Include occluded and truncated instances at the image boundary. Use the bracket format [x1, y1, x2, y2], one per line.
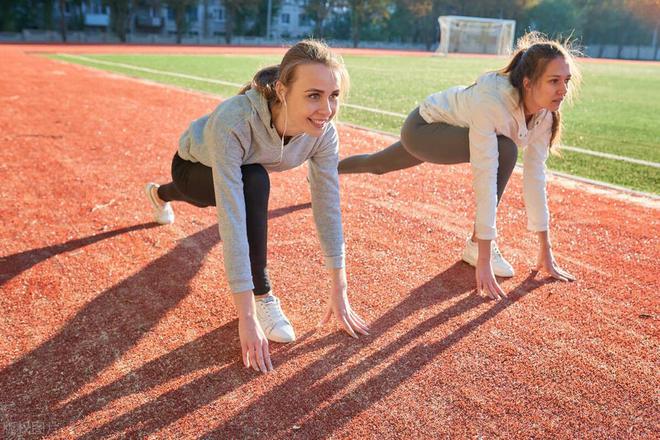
[523, 56, 572, 115]
[274, 62, 341, 137]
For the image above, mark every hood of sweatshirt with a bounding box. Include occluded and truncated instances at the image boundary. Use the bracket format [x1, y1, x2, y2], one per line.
[244, 88, 283, 144]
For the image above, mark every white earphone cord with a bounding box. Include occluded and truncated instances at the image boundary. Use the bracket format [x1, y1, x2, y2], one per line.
[278, 98, 287, 164]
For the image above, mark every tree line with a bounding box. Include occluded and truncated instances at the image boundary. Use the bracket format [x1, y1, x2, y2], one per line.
[1, 0, 658, 49]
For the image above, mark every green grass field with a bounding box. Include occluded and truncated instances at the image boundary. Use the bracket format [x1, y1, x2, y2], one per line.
[51, 52, 660, 194]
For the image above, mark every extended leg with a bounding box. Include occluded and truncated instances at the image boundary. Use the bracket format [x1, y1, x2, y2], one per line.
[338, 140, 423, 175]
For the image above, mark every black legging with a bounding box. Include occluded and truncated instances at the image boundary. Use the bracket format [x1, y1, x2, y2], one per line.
[158, 153, 271, 295]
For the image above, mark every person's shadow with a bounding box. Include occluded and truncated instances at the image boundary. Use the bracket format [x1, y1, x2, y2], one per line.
[0, 202, 311, 439]
[1, 199, 554, 439]
[0, 203, 313, 289]
[0, 223, 159, 287]
[199, 270, 551, 439]
[65, 260, 551, 439]
[277, 272, 553, 440]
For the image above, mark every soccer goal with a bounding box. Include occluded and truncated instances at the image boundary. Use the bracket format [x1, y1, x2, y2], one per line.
[436, 15, 516, 56]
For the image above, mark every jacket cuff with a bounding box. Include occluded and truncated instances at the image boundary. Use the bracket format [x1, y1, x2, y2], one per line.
[474, 225, 497, 240]
[229, 279, 255, 294]
[324, 254, 346, 270]
[527, 220, 549, 232]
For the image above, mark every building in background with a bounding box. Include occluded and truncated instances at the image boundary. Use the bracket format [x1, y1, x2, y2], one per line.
[133, 2, 165, 35]
[49, 0, 313, 39]
[82, 0, 110, 30]
[271, 0, 313, 39]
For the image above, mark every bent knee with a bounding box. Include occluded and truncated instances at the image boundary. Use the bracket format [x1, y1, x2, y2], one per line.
[241, 164, 270, 190]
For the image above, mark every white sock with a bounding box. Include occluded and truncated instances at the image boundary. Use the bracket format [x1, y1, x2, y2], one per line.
[254, 291, 273, 301]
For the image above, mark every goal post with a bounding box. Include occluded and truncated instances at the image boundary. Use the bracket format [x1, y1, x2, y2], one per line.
[436, 15, 516, 56]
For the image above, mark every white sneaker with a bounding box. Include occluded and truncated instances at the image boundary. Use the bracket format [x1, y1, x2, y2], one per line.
[255, 293, 296, 343]
[461, 237, 515, 277]
[144, 183, 175, 225]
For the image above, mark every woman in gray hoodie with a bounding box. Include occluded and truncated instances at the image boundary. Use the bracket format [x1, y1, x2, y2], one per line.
[145, 40, 368, 374]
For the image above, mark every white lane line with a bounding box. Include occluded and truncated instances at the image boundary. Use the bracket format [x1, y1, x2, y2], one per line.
[342, 103, 409, 118]
[58, 53, 245, 88]
[58, 53, 660, 169]
[557, 145, 659, 168]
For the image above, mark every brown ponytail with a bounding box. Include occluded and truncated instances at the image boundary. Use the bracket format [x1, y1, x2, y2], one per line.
[550, 111, 561, 148]
[239, 65, 280, 102]
[500, 31, 581, 153]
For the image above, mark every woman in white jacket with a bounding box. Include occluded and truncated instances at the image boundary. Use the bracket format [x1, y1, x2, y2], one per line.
[339, 33, 580, 299]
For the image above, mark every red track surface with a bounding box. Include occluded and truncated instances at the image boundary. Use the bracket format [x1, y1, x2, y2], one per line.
[1, 44, 658, 439]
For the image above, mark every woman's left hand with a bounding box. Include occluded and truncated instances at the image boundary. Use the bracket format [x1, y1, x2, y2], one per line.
[318, 269, 370, 338]
[535, 245, 576, 282]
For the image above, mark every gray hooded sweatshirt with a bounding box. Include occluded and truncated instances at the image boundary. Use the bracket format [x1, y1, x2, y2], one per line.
[177, 88, 345, 293]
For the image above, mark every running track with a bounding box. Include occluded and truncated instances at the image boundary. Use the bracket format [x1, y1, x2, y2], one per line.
[0, 44, 657, 439]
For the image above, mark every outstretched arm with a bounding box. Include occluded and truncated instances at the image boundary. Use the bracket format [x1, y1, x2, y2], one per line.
[468, 100, 506, 300]
[309, 126, 369, 336]
[523, 118, 575, 281]
[208, 125, 272, 373]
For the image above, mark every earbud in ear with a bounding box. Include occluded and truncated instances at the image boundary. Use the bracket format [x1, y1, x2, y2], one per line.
[275, 81, 286, 105]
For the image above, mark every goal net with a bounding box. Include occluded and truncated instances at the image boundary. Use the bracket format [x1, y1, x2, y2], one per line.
[436, 15, 516, 56]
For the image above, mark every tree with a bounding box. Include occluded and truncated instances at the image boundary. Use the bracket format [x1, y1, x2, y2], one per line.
[43, 0, 54, 30]
[242, 0, 279, 38]
[625, 0, 660, 50]
[164, 0, 196, 43]
[58, 0, 68, 41]
[577, 0, 654, 56]
[384, 0, 421, 44]
[1, 0, 42, 32]
[0, 0, 12, 31]
[202, 0, 209, 38]
[398, 0, 437, 49]
[305, 0, 333, 38]
[104, 0, 132, 42]
[345, 0, 390, 47]
[522, 0, 581, 39]
[222, 0, 244, 43]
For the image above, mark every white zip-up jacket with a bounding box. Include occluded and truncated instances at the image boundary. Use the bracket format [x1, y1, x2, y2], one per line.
[177, 88, 345, 293]
[419, 71, 551, 240]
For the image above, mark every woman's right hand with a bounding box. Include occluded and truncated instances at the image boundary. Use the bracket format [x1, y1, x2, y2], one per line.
[238, 316, 272, 373]
[475, 258, 506, 300]
[233, 290, 272, 373]
[475, 238, 506, 300]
